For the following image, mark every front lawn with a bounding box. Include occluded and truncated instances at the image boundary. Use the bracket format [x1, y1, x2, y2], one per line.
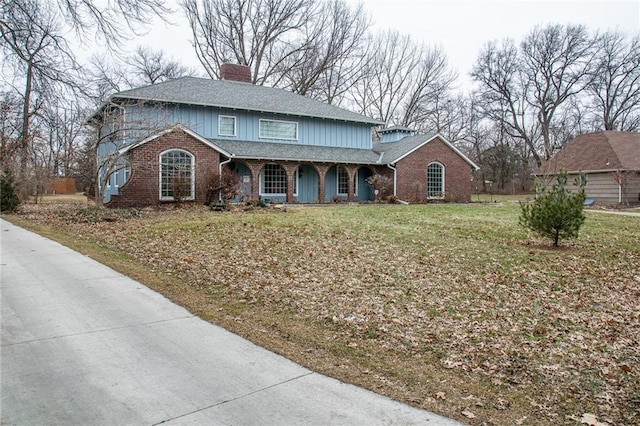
[6, 202, 639, 425]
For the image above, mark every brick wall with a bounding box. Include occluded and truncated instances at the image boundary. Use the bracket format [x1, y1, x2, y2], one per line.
[395, 136, 474, 203]
[107, 129, 221, 207]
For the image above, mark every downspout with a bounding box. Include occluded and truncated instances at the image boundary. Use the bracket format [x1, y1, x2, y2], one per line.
[619, 182, 622, 204]
[387, 163, 397, 197]
[219, 157, 232, 202]
[386, 163, 409, 205]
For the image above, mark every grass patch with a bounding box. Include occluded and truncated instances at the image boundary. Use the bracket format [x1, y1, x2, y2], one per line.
[5, 201, 639, 425]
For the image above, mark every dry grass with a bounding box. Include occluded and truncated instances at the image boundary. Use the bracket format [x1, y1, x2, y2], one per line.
[5, 200, 639, 425]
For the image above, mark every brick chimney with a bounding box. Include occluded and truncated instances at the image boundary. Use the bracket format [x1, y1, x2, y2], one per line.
[220, 63, 252, 83]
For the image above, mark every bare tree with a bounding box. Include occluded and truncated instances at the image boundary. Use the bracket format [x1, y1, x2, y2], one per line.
[0, 92, 22, 168]
[276, 0, 370, 104]
[520, 24, 597, 159]
[86, 54, 130, 103]
[86, 101, 172, 206]
[471, 39, 543, 165]
[125, 46, 197, 85]
[41, 99, 86, 177]
[587, 31, 640, 131]
[182, 0, 313, 85]
[53, 0, 170, 50]
[1, 0, 80, 198]
[472, 24, 597, 167]
[611, 170, 637, 205]
[350, 30, 455, 127]
[415, 92, 469, 143]
[87, 47, 196, 103]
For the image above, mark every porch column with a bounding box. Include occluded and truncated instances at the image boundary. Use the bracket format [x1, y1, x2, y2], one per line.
[346, 165, 358, 202]
[246, 160, 265, 201]
[282, 163, 299, 203]
[315, 164, 330, 203]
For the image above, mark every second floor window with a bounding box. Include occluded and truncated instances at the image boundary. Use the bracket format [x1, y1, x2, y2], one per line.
[259, 119, 297, 140]
[219, 115, 236, 136]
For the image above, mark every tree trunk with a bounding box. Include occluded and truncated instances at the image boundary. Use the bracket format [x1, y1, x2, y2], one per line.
[19, 61, 34, 199]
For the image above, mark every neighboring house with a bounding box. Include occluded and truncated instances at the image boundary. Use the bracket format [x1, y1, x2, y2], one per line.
[90, 64, 478, 207]
[536, 131, 640, 205]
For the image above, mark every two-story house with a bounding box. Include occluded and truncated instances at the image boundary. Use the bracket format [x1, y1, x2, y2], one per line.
[91, 64, 478, 207]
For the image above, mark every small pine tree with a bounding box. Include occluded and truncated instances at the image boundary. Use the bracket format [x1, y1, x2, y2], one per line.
[0, 169, 21, 213]
[519, 171, 587, 247]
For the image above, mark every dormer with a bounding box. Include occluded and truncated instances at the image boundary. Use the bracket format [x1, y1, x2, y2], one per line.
[379, 125, 414, 143]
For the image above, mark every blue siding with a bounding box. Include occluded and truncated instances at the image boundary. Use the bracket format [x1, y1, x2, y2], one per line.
[324, 166, 345, 202]
[295, 165, 319, 203]
[354, 168, 374, 201]
[122, 103, 372, 149]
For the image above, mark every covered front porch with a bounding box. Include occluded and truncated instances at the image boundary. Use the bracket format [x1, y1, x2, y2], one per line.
[225, 160, 384, 204]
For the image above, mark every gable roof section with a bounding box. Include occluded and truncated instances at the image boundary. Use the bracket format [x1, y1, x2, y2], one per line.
[374, 134, 479, 169]
[118, 125, 232, 157]
[111, 77, 382, 125]
[537, 131, 640, 174]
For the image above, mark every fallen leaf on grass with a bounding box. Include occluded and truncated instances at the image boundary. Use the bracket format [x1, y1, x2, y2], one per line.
[461, 410, 476, 419]
[435, 392, 446, 400]
[569, 413, 609, 426]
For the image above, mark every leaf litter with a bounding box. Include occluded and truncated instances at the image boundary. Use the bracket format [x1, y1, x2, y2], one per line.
[9, 203, 640, 425]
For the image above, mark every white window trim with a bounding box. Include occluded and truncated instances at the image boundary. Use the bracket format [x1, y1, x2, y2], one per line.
[354, 169, 359, 196]
[259, 164, 287, 197]
[159, 149, 196, 201]
[113, 171, 119, 188]
[259, 118, 298, 141]
[218, 115, 236, 137]
[427, 162, 445, 199]
[337, 166, 348, 195]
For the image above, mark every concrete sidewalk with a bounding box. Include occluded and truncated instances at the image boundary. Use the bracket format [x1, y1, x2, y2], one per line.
[0, 218, 460, 425]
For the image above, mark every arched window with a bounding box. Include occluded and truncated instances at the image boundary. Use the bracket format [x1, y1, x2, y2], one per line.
[159, 149, 194, 201]
[260, 163, 287, 196]
[427, 162, 444, 199]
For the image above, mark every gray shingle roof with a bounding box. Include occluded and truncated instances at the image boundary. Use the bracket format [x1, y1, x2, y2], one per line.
[210, 138, 382, 164]
[373, 134, 436, 163]
[112, 77, 382, 125]
[374, 134, 479, 169]
[121, 125, 478, 169]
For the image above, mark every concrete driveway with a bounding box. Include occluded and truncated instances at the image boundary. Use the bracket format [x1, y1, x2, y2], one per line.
[0, 219, 460, 425]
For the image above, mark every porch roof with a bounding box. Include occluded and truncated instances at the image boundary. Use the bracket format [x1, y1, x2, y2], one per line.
[209, 138, 383, 165]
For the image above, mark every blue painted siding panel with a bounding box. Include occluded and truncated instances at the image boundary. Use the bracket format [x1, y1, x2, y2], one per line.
[354, 168, 374, 201]
[295, 165, 319, 203]
[325, 166, 343, 202]
[123, 103, 372, 149]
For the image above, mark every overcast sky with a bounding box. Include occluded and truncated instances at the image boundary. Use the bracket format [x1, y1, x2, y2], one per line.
[127, 0, 640, 90]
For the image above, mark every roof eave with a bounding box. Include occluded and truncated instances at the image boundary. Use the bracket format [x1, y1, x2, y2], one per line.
[388, 134, 479, 170]
[533, 167, 638, 176]
[110, 95, 383, 126]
